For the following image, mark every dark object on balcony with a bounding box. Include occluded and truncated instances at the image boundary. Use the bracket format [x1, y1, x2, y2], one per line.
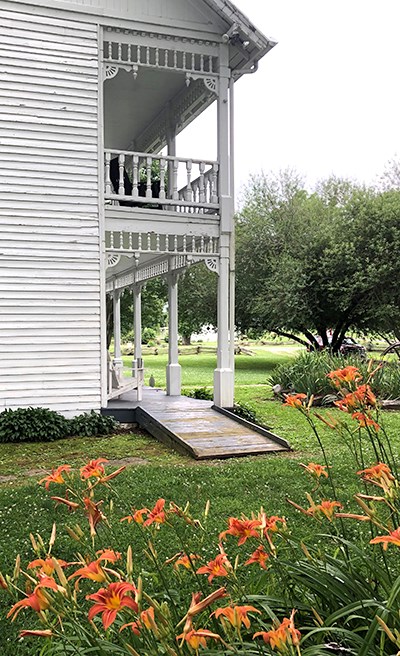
[109, 158, 162, 208]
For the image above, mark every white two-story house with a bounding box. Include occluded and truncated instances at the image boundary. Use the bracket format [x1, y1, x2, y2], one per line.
[0, 0, 275, 416]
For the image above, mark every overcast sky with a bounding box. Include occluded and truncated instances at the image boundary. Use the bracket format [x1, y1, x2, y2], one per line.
[178, 0, 400, 196]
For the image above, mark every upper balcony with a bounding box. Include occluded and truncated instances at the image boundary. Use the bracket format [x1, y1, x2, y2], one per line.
[104, 149, 219, 216]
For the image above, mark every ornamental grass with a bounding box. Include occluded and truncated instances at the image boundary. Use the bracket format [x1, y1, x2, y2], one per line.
[3, 365, 400, 654]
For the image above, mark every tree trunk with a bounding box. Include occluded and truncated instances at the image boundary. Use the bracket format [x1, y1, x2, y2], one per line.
[182, 334, 191, 345]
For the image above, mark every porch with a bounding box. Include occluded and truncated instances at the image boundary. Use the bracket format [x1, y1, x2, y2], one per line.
[103, 387, 290, 459]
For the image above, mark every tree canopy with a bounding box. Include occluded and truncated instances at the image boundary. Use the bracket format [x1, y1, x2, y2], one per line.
[235, 170, 400, 350]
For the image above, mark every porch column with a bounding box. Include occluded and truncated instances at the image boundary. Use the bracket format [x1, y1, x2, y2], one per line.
[166, 272, 181, 396]
[132, 284, 142, 362]
[167, 113, 176, 199]
[112, 288, 123, 376]
[214, 45, 234, 408]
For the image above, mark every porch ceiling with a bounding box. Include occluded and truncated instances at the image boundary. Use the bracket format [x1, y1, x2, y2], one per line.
[104, 68, 186, 151]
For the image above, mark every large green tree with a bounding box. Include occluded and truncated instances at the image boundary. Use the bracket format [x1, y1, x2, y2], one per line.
[178, 262, 217, 344]
[235, 170, 400, 351]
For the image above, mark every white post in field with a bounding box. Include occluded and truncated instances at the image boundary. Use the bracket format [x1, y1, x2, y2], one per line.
[112, 288, 123, 376]
[166, 271, 181, 396]
[214, 44, 234, 408]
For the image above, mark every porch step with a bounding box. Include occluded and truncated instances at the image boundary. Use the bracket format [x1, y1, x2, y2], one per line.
[104, 388, 290, 459]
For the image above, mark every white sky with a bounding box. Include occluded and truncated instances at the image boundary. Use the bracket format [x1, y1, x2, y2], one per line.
[178, 0, 400, 195]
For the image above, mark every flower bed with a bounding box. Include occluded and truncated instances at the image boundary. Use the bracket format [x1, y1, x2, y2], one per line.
[2, 365, 400, 654]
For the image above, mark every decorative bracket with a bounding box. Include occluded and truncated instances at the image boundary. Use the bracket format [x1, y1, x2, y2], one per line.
[103, 64, 139, 81]
[185, 73, 218, 95]
[106, 253, 121, 269]
[204, 257, 220, 275]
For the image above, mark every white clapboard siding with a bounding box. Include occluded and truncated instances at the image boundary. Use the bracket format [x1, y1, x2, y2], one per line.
[0, 8, 102, 416]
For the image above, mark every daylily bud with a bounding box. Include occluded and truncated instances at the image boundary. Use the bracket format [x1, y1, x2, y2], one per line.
[29, 534, 39, 553]
[65, 527, 81, 542]
[204, 500, 210, 518]
[49, 523, 56, 550]
[13, 555, 21, 581]
[126, 545, 133, 577]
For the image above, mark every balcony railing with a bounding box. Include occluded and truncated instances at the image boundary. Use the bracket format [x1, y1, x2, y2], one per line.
[104, 149, 219, 214]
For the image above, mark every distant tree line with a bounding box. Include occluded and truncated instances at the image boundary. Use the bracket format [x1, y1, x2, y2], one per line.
[108, 157, 400, 349]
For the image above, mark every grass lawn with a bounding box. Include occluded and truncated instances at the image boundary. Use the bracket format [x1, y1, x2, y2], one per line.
[0, 344, 399, 652]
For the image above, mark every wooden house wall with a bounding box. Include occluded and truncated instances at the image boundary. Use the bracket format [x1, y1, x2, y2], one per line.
[0, 6, 102, 416]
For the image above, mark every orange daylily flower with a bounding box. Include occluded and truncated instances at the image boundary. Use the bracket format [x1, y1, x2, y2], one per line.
[99, 465, 126, 483]
[96, 549, 121, 563]
[83, 497, 105, 537]
[173, 553, 201, 570]
[87, 581, 138, 630]
[120, 620, 141, 635]
[352, 412, 380, 431]
[19, 629, 53, 638]
[39, 465, 71, 490]
[354, 384, 377, 407]
[140, 607, 159, 633]
[358, 462, 395, 483]
[307, 500, 343, 521]
[121, 508, 148, 524]
[301, 462, 329, 478]
[197, 554, 230, 583]
[259, 511, 286, 536]
[50, 496, 79, 511]
[283, 393, 307, 409]
[213, 605, 260, 629]
[69, 560, 108, 585]
[27, 557, 67, 577]
[144, 498, 166, 526]
[8, 586, 51, 620]
[186, 588, 227, 619]
[80, 458, 108, 480]
[219, 517, 261, 545]
[370, 527, 400, 551]
[254, 610, 301, 651]
[245, 545, 269, 569]
[176, 628, 221, 649]
[327, 366, 362, 387]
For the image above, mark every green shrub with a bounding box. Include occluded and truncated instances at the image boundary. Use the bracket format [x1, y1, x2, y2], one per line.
[185, 386, 213, 400]
[230, 401, 258, 423]
[69, 411, 118, 437]
[0, 407, 69, 443]
[142, 327, 157, 344]
[270, 351, 400, 400]
[0, 407, 118, 443]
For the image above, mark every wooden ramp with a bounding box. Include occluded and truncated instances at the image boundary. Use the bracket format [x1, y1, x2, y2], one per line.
[105, 388, 290, 460]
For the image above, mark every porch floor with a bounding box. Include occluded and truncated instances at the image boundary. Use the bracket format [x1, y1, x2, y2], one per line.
[104, 388, 290, 460]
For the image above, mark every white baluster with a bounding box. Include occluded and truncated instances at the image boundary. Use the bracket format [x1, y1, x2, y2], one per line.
[105, 152, 111, 195]
[107, 42, 112, 59]
[110, 231, 114, 249]
[132, 154, 139, 199]
[185, 160, 193, 202]
[119, 231, 123, 249]
[211, 163, 218, 204]
[138, 233, 142, 250]
[146, 157, 152, 198]
[147, 233, 151, 250]
[199, 162, 206, 203]
[200, 236, 205, 252]
[156, 234, 160, 251]
[191, 236, 195, 252]
[118, 42, 122, 61]
[172, 159, 179, 200]
[118, 155, 125, 196]
[174, 234, 178, 252]
[159, 158, 166, 199]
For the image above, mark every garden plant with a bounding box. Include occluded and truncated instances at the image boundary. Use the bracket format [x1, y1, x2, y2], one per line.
[2, 364, 400, 654]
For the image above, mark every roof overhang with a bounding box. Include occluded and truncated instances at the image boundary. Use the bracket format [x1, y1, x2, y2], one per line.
[200, 0, 277, 74]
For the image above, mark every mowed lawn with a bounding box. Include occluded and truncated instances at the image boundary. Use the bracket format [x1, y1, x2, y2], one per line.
[0, 344, 399, 653]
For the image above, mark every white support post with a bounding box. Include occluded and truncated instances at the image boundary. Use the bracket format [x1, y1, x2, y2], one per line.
[112, 288, 123, 377]
[166, 271, 181, 396]
[132, 284, 143, 402]
[133, 284, 142, 362]
[214, 45, 234, 408]
[167, 115, 177, 201]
